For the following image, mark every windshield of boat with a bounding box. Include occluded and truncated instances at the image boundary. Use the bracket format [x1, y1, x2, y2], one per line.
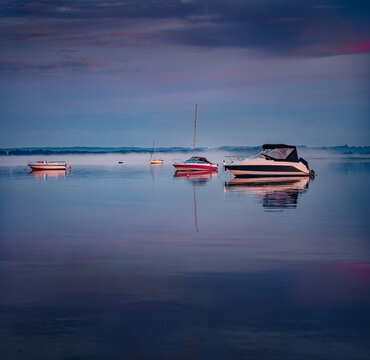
[184, 156, 211, 164]
[35, 160, 65, 164]
[253, 147, 296, 161]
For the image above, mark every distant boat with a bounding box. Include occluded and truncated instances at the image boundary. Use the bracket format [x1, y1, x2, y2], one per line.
[28, 160, 70, 171]
[224, 144, 314, 177]
[150, 140, 163, 165]
[173, 104, 217, 172]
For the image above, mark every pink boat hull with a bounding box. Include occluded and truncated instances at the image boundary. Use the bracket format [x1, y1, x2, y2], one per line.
[173, 163, 218, 172]
[29, 165, 67, 170]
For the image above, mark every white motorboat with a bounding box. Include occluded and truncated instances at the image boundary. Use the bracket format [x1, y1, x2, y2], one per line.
[28, 160, 70, 171]
[224, 144, 313, 177]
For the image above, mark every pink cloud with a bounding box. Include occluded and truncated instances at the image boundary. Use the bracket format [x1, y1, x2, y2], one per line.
[340, 42, 370, 54]
[294, 41, 370, 57]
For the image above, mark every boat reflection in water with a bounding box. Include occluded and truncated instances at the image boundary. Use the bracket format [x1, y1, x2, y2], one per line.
[173, 170, 217, 185]
[30, 169, 70, 180]
[225, 176, 311, 210]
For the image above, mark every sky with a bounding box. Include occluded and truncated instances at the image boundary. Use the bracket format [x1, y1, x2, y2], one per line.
[0, 0, 369, 147]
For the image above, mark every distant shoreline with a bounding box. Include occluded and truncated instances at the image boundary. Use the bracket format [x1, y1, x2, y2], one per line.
[0, 145, 369, 156]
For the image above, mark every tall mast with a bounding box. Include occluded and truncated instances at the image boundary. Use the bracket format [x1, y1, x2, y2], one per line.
[150, 139, 155, 160]
[193, 104, 197, 156]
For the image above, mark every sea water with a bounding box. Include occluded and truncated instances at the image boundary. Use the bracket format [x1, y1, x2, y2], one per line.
[0, 154, 369, 360]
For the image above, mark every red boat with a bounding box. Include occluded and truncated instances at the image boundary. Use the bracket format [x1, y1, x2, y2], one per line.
[173, 105, 218, 172]
[173, 156, 218, 172]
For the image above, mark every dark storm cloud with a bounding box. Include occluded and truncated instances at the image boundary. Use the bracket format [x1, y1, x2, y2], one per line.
[164, 0, 370, 56]
[0, 0, 369, 56]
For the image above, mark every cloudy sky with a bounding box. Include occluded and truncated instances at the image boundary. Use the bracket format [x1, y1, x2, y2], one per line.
[0, 0, 369, 147]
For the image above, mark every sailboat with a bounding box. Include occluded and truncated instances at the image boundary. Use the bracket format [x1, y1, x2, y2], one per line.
[150, 140, 163, 165]
[173, 104, 218, 172]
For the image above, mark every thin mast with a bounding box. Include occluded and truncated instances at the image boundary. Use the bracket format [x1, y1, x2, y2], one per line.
[193, 104, 197, 156]
[150, 139, 155, 160]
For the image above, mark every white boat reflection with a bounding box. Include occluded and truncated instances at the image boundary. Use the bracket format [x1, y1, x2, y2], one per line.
[225, 176, 310, 209]
[30, 169, 69, 180]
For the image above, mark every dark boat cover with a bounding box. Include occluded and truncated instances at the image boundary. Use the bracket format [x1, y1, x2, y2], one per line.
[260, 144, 299, 162]
[262, 144, 296, 149]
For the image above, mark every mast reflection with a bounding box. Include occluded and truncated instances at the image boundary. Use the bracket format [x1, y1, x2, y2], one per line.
[173, 170, 217, 231]
[225, 176, 311, 210]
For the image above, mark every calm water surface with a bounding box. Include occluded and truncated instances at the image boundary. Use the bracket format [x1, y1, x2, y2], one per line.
[0, 156, 369, 360]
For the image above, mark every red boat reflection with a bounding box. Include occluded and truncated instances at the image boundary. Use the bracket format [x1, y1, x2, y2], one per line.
[174, 170, 217, 182]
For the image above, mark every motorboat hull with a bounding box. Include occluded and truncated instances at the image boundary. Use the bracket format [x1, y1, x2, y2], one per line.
[227, 176, 310, 185]
[150, 160, 163, 165]
[28, 161, 69, 171]
[28, 164, 67, 171]
[173, 163, 218, 172]
[225, 161, 310, 177]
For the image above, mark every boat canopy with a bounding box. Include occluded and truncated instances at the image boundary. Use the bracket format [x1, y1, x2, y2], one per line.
[35, 160, 66, 164]
[260, 144, 299, 162]
[185, 156, 212, 164]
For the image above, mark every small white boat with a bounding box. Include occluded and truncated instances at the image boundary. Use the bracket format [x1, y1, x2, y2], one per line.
[150, 140, 163, 165]
[28, 160, 70, 171]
